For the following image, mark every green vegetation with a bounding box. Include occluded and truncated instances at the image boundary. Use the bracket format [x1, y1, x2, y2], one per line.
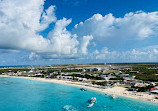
[51, 74, 59, 78]
[109, 76, 124, 81]
[117, 63, 158, 82]
[131, 85, 154, 92]
[135, 74, 158, 82]
[92, 81, 107, 86]
[66, 74, 104, 80]
[0, 68, 29, 74]
[61, 69, 82, 72]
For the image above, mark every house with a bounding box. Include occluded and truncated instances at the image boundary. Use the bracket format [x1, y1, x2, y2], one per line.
[78, 77, 87, 81]
[155, 73, 158, 76]
[134, 82, 149, 87]
[130, 71, 139, 73]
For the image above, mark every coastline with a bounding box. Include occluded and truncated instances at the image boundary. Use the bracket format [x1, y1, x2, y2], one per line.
[0, 75, 158, 104]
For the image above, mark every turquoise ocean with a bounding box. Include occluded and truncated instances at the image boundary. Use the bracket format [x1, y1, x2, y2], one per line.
[0, 77, 158, 111]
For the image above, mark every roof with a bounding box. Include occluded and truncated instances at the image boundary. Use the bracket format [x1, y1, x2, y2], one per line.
[151, 90, 158, 93]
[155, 86, 158, 89]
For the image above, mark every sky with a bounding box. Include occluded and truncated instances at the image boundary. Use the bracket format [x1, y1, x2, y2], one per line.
[1, 0, 158, 66]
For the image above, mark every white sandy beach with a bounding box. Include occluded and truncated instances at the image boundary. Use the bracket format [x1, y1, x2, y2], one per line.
[0, 75, 158, 104]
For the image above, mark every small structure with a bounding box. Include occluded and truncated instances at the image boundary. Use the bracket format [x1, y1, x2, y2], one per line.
[150, 90, 158, 94]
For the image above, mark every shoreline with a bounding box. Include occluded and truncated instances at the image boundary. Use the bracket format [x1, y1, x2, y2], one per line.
[1, 75, 158, 104]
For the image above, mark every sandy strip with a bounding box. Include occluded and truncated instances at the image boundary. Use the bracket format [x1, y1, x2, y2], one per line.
[0, 75, 158, 104]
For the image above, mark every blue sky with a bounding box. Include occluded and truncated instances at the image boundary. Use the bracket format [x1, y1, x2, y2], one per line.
[1, 0, 158, 66]
[45, 0, 158, 27]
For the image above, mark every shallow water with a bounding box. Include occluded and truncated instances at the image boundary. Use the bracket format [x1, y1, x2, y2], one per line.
[0, 77, 158, 111]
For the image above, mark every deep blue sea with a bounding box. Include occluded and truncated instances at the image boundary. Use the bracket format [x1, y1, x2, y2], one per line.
[0, 65, 30, 68]
[0, 77, 158, 111]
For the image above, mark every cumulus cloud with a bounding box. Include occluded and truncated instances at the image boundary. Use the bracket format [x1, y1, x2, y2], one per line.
[0, 0, 92, 60]
[73, 11, 158, 43]
[1, 0, 158, 63]
[89, 46, 158, 62]
[0, 0, 55, 51]
[29, 52, 40, 60]
[39, 5, 57, 31]
[79, 35, 93, 54]
[47, 18, 79, 55]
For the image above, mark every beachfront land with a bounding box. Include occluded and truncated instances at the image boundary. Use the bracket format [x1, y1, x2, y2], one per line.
[0, 63, 158, 103]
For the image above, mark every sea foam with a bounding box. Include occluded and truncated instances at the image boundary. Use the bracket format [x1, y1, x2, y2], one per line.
[63, 105, 77, 111]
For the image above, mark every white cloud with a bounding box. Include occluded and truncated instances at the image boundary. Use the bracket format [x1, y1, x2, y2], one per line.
[73, 11, 158, 43]
[88, 46, 158, 62]
[46, 18, 79, 55]
[29, 52, 40, 60]
[1, 0, 158, 63]
[79, 35, 93, 54]
[0, 0, 55, 51]
[39, 5, 57, 31]
[93, 47, 118, 60]
[0, 0, 93, 59]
